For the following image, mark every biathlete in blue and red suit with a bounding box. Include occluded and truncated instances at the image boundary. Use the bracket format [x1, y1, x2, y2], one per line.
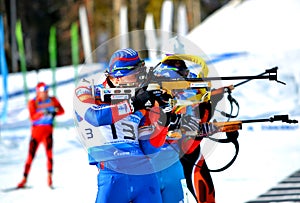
[74, 48, 172, 203]
[17, 82, 65, 188]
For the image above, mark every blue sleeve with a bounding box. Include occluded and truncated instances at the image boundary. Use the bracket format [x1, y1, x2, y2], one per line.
[84, 104, 113, 126]
[139, 140, 161, 155]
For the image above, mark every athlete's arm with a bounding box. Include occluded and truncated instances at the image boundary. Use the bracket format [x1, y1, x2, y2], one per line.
[28, 99, 44, 122]
[139, 105, 170, 155]
[84, 101, 132, 126]
[51, 97, 65, 116]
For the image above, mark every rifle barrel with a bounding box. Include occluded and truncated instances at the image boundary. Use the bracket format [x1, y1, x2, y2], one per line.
[184, 75, 272, 81]
[241, 118, 270, 123]
[239, 115, 298, 124]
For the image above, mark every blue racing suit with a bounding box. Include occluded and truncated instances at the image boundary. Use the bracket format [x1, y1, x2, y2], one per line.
[75, 81, 168, 203]
[151, 140, 185, 203]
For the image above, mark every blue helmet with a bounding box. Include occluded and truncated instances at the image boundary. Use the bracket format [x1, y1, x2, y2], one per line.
[154, 65, 182, 79]
[108, 48, 143, 77]
[154, 59, 195, 79]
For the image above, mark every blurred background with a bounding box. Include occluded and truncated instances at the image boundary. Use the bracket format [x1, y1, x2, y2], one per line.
[1, 0, 230, 73]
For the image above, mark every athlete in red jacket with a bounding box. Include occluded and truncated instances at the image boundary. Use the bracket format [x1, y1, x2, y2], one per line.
[17, 82, 65, 188]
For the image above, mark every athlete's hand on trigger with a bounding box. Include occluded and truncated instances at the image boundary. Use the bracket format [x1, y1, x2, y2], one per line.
[130, 88, 155, 111]
[146, 84, 172, 106]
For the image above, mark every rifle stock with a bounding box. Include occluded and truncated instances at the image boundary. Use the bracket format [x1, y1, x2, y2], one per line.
[183, 115, 298, 138]
[213, 115, 298, 133]
[214, 121, 242, 132]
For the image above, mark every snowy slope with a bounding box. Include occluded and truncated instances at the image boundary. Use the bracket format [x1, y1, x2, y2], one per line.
[187, 0, 300, 119]
[1, 63, 299, 203]
[186, 0, 300, 202]
[0, 128, 98, 203]
[0, 65, 100, 203]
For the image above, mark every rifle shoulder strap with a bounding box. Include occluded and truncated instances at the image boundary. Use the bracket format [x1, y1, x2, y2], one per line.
[206, 131, 239, 172]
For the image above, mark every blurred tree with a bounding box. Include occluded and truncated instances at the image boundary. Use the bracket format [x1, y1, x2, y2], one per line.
[3, 0, 84, 72]
[2, 0, 230, 72]
[146, 0, 163, 29]
[201, 0, 231, 21]
[185, 0, 201, 29]
[18, 0, 60, 70]
[0, 0, 11, 70]
[55, 1, 83, 66]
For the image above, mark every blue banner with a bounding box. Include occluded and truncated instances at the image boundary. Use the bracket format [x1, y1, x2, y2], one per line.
[0, 15, 9, 122]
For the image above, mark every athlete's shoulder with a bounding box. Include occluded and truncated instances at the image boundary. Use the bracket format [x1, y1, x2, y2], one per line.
[28, 97, 37, 106]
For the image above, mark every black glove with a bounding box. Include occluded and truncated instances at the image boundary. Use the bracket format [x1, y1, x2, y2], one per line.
[43, 109, 56, 118]
[181, 115, 200, 132]
[130, 88, 155, 111]
[147, 89, 162, 100]
[168, 114, 181, 131]
[51, 110, 57, 117]
[155, 91, 172, 107]
[147, 84, 172, 107]
[157, 104, 172, 127]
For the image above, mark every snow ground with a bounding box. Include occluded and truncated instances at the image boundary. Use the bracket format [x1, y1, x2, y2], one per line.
[0, 127, 98, 203]
[1, 116, 299, 203]
[186, 0, 300, 202]
[0, 64, 299, 203]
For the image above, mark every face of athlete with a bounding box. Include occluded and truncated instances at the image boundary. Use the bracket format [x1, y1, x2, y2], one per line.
[110, 71, 140, 87]
[164, 60, 189, 77]
[177, 69, 189, 77]
[37, 89, 49, 101]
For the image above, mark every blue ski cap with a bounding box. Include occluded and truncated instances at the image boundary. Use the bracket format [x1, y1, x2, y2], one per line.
[108, 48, 143, 78]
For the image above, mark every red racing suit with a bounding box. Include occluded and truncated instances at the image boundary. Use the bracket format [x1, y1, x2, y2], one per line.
[22, 96, 64, 177]
[179, 87, 228, 203]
